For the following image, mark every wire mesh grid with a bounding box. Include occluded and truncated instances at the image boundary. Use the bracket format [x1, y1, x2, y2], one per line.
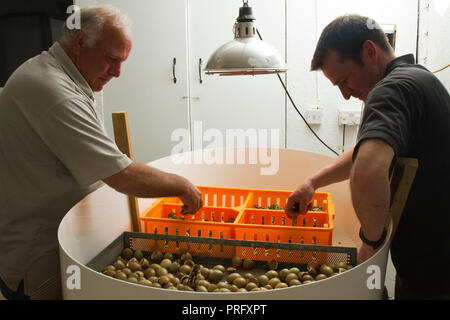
[124, 232, 356, 268]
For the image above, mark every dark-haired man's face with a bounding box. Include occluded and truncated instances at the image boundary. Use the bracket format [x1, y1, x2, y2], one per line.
[321, 49, 381, 102]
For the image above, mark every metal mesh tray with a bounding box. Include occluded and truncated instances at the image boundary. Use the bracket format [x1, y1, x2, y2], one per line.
[87, 231, 357, 273]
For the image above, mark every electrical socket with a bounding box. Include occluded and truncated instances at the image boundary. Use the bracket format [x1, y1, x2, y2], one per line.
[338, 108, 361, 126]
[305, 108, 323, 124]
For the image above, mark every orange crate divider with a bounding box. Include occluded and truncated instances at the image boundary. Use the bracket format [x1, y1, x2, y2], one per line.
[247, 189, 332, 212]
[142, 186, 252, 209]
[196, 186, 252, 208]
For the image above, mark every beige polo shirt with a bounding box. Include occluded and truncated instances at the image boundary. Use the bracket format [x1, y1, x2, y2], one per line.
[0, 42, 132, 296]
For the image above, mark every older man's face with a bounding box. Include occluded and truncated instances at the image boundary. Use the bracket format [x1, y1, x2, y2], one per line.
[76, 25, 133, 92]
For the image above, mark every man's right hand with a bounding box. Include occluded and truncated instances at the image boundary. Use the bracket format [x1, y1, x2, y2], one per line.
[285, 179, 315, 219]
[178, 180, 203, 215]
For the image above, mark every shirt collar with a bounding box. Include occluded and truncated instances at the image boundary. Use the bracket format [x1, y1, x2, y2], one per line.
[48, 42, 95, 101]
[384, 54, 416, 77]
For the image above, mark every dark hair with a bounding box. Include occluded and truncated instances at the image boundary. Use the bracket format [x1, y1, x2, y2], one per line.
[311, 14, 393, 70]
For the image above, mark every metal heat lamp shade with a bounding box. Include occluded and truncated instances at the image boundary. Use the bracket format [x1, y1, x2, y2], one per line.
[205, 1, 287, 76]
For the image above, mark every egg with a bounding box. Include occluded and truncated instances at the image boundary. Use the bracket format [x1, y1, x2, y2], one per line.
[134, 249, 144, 261]
[242, 258, 255, 270]
[208, 269, 224, 284]
[245, 282, 258, 291]
[113, 260, 125, 270]
[122, 248, 134, 260]
[150, 250, 163, 262]
[128, 261, 142, 272]
[289, 279, 302, 286]
[275, 282, 288, 289]
[233, 277, 247, 289]
[156, 267, 168, 277]
[227, 272, 241, 284]
[257, 275, 269, 287]
[160, 258, 172, 269]
[179, 264, 192, 275]
[265, 270, 279, 279]
[168, 261, 180, 274]
[319, 264, 334, 277]
[285, 273, 299, 283]
[315, 274, 327, 281]
[268, 277, 281, 288]
[231, 256, 242, 268]
[139, 258, 150, 269]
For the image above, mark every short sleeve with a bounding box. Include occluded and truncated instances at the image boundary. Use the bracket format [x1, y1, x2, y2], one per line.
[36, 98, 132, 187]
[353, 81, 415, 162]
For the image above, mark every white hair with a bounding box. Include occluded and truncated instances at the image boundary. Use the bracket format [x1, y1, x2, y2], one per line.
[60, 5, 131, 47]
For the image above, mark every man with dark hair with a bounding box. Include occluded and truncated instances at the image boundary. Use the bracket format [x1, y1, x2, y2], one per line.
[311, 14, 393, 70]
[285, 14, 450, 299]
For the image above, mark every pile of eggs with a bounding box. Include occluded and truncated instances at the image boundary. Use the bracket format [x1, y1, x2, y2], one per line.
[101, 248, 353, 292]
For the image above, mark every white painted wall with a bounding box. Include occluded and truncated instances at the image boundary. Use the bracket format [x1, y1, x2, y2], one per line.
[418, 0, 450, 89]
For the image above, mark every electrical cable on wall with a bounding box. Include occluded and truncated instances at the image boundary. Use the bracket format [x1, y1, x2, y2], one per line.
[432, 64, 450, 74]
[256, 29, 340, 157]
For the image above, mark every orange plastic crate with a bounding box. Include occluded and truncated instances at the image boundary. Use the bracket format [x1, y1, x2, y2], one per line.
[234, 189, 334, 263]
[140, 186, 335, 260]
[140, 203, 240, 258]
[239, 189, 334, 244]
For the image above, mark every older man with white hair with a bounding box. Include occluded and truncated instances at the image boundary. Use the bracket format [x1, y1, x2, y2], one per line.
[0, 5, 202, 299]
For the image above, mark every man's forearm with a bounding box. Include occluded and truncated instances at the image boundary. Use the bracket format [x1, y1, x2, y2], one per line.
[350, 162, 391, 240]
[310, 147, 354, 189]
[350, 140, 394, 241]
[103, 161, 190, 198]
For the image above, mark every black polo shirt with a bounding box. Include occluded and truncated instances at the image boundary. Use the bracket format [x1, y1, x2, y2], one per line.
[354, 54, 450, 293]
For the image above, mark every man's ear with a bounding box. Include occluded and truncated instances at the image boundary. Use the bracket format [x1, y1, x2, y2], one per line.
[362, 40, 378, 66]
[363, 40, 378, 65]
[72, 30, 85, 57]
